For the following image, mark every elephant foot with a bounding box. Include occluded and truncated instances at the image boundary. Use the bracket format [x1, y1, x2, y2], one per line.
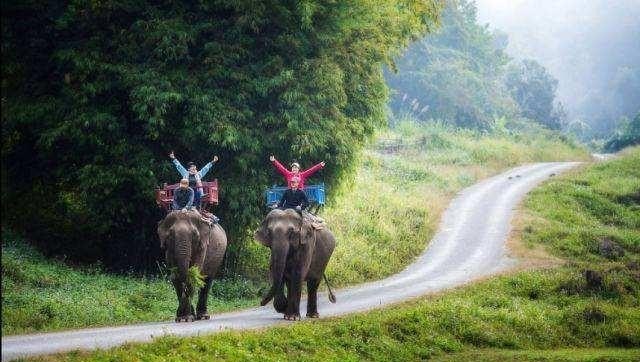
[196, 313, 210, 320]
[284, 313, 301, 321]
[175, 315, 195, 323]
[306, 312, 320, 318]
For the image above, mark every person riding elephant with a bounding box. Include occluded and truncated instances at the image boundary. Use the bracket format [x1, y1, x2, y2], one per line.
[169, 151, 219, 209]
[255, 208, 336, 320]
[172, 178, 195, 212]
[269, 155, 325, 189]
[278, 177, 308, 211]
[157, 211, 227, 322]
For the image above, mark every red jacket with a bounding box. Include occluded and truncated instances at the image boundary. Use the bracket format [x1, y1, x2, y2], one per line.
[271, 158, 324, 189]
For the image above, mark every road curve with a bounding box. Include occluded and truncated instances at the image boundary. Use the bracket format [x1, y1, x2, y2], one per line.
[1, 162, 580, 361]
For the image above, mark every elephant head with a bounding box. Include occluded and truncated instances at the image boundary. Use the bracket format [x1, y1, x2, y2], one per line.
[255, 209, 316, 314]
[158, 212, 209, 269]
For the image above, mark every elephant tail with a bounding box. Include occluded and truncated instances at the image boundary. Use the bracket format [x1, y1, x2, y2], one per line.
[323, 273, 336, 303]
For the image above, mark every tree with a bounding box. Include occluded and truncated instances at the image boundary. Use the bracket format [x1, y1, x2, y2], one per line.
[385, 0, 518, 129]
[604, 112, 640, 152]
[505, 59, 562, 129]
[1, 0, 442, 272]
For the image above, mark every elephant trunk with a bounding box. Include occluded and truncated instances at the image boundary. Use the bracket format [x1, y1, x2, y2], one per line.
[175, 235, 193, 297]
[261, 241, 289, 312]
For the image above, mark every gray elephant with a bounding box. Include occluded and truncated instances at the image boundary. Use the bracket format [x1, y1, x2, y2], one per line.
[157, 211, 227, 322]
[255, 209, 336, 320]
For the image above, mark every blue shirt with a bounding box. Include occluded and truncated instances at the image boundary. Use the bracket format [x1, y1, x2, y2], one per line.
[172, 159, 214, 180]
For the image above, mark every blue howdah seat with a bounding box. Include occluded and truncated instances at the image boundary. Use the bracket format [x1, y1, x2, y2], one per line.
[266, 183, 326, 212]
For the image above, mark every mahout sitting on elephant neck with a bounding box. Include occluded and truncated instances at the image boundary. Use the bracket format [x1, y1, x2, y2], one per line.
[255, 209, 336, 320]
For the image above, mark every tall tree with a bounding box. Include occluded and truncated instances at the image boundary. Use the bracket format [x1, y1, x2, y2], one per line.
[505, 59, 562, 129]
[385, 0, 517, 129]
[1, 0, 442, 272]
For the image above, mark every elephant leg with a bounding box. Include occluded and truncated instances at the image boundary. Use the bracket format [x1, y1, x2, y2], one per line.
[273, 275, 288, 313]
[171, 278, 182, 319]
[306, 278, 321, 318]
[172, 278, 194, 322]
[284, 273, 302, 321]
[196, 277, 213, 320]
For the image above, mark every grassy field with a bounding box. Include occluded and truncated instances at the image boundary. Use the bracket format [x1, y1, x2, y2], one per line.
[2, 121, 589, 335]
[28, 146, 640, 361]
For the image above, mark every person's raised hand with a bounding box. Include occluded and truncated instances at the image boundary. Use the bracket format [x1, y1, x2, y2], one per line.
[169, 151, 175, 159]
[213, 155, 219, 163]
[269, 155, 275, 162]
[320, 161, 326, 167]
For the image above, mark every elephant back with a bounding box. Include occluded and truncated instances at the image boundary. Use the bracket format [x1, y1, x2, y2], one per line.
[201, 223, 227, 277]
[307, 226, 336, 280]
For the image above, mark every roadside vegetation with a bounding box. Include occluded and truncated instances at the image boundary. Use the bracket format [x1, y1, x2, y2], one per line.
[1, 230, 262, 336]
[320, 120, 588, 285]
[2, 120, 588, 335]
[27, 147, 639, 362]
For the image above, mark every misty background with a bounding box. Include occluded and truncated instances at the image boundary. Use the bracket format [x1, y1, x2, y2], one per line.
[476, 0, 640, 139]
[385, 0, 640, 147]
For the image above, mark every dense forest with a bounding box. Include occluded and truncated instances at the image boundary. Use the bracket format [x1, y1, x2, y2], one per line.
[1, 0, 442, 272]
[385, 0, 565, 131]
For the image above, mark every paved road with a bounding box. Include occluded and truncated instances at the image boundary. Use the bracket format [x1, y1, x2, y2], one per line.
[1, 162, 580, 361]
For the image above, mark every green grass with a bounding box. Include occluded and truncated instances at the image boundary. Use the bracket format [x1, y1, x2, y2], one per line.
[431, 348, 640, 361]
[1, 230, 262, 335]
[27, 145, 639, 362]
[30, 267, 639, 361]
[521, 147, 640, 263]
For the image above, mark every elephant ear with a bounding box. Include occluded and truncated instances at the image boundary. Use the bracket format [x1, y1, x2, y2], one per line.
[157, 213, 175, 250]
[300, 221, 316, 246]
[255, 215, 271, 247]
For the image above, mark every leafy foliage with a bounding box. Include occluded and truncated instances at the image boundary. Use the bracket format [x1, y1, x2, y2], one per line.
[385, 0, 517, 129]
[0, 0, 441, 272]
[385, 0, 567, 131]
[604, 112, 640, 152]
[505, 59, 565, 130]
[187, 265, 205, 291]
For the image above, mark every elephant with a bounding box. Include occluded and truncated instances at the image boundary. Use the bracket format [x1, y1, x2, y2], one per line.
[255, 208, 336, 320]
[157, 211, 227, 322]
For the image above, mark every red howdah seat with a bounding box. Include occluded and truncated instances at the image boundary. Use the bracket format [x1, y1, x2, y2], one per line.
[155, 179, 219, 211]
